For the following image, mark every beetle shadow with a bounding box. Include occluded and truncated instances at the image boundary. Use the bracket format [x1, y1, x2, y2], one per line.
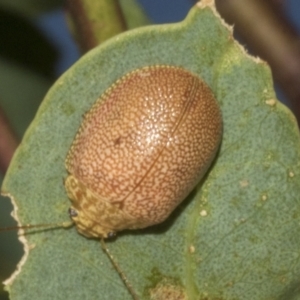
[128, 188, 198, 238]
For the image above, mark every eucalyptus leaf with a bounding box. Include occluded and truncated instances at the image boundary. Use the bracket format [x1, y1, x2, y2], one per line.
[3, 2, 300, 300]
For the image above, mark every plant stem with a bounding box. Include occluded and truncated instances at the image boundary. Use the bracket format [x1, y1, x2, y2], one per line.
[0, 106, 18, 174]
[66, 0, 127, 52]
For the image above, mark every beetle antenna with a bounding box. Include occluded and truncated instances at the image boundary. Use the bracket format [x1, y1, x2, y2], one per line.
[100, 239, 139, 300]
[0, 221, 74, 232]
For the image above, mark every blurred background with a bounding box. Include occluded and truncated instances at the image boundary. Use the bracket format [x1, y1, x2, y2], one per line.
[0, 1, 299, 299]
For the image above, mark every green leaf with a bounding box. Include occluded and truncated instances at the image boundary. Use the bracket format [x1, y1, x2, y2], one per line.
[3, 2, 300, 299]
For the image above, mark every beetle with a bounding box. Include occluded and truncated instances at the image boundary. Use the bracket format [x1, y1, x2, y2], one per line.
[64, 65, 222, 239]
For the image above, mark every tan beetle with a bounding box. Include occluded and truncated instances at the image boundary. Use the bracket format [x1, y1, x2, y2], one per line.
[65, 65, 222, 239]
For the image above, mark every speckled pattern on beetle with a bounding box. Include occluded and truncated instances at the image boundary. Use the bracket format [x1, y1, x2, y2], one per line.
[64, 65, 222, 239]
